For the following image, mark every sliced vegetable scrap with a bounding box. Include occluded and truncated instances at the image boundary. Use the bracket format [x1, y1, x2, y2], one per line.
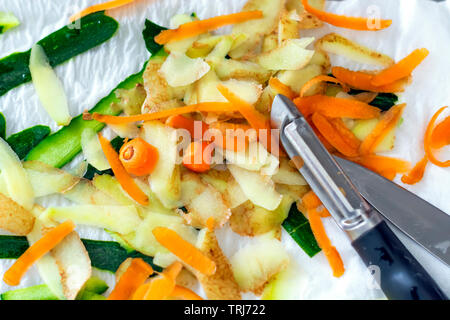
[371, 49, 429, 87]
[300, 75, 349, 98]
[332, 67, 407, 93]
[91, 102, 238, 124]
[0, 12, 20, 34]
[3, 220, 75, 286]
[430, 115, 450, 149]
[359, 103, 406, 155]
[312, 113, 360, 157]
[182, 141, 213, 173]
[166, 115, 209, 140]
[307, 209, 345, 278]
[424, 107, 450, 168]
[301, 0, 392, 31]
[401, 156, 429, 185]
[119, 138, 159, 176]
[69, 0, 135, 22]
[170, 285, 203, 300]
[155, 11, 263, 44]
[294, 95, 381, 119]
[347, 155, 411, 178]
[269, 78, 298, 100]
[152, 227, 216, 276]
[108, 258, 154, 300]
[98, 133, 149, 205]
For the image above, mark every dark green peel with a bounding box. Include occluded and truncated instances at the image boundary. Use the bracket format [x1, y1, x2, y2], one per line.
[6, 125, 50, 159]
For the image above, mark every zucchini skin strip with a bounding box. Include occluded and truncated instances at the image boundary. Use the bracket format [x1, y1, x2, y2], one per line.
[26, 68, 145, 168]
[0, 12, 119, 97]
[0, 235, 161, 273]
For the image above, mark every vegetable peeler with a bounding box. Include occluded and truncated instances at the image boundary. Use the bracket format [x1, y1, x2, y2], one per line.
[271, 94, 448, 300]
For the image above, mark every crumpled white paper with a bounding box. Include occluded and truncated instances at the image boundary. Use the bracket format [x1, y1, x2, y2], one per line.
[0, 0, 449, 299]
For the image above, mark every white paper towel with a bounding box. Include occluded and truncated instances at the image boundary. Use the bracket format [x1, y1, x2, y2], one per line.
[0, 0, 449, 299]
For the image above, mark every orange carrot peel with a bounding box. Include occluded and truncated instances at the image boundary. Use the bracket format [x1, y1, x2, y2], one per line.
[331, 67, 408, 93]
[91, 102, 238, 125]
[359, 104, 406, 155]
[312, 113, 361, 157]
[98, 134, 149, 205]
[308, 209, 345, 277]
[166, 115, 209, 141]
[301, 0, 392, 31]
[269, 78, 298, 100]
[346, 155, 411, 178]
[3, 220, 75, 286]
[69, 0, 135, 22]
[430, 116, 450, 149]
[152, 227, 216, 276]
[424, 107, 450, 167]
[300, 75, 350, 97]
[108, 258, 154, 300]
[294, 95, 381, 119]
[170, 286, 203, 300]
[119, 138, 159, 176]
[155, 11, 263, 44]
[401, 156, 429, 185]
[182, 141, 213, 173]
[371, 49, 429, 87]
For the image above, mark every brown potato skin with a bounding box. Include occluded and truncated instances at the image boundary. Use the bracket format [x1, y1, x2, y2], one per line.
[0, 193, 35, 235]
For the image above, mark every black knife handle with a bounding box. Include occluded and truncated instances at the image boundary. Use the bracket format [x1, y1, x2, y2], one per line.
[352, 221, 447, 300]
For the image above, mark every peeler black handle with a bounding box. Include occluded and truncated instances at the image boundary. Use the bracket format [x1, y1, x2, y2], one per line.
[352, 221, 447, 300]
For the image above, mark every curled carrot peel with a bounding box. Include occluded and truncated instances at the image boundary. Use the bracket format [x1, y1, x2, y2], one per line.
[359, 104, 406, 155]
[119, 138, 159, 176]
[425, 107, 450, 168]
[98, 134, 149, 205]
[152, 227, 216, 276]
[269, 78, 298, 100]
[331, 67, 407, 93]
[182, 141, 213, 173]
[294, 95, 381, 119]
[346, 155, 411, 176]
[166, 115, 209, 141]
[312, 113, 360, 157]
[155, 11, 263, 44]
[371, 49, 429, 87]
[69, 0, 135, 22]
[301, 0, 392, 31]
[401, 156, 429, 185]
[170, 286, 203, 300]
[308, 209, 345, 277]
[3, 220, 75, 286]
[300, 75, 350, 98]
[430, 116, 450, 149]
[91, 103, 238, 125]
[108, 258, 154, 300]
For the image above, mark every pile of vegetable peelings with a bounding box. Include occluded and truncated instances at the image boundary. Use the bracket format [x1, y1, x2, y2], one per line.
[0, 0, 449, 300]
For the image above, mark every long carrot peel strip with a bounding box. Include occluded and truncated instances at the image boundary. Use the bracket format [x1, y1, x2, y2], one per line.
[401, 156, 429, 185]
[301, 0, 391, 31]
[217, 85, 281, 155]
[332, 67, 408, 93]
[166, 115, 209, 140]
[152, 227, 216, 276]
[308, 209, 345, 277]
[69, 0, 135, 22]
[3, 220, 75, 286]
[371, 49, 429, 87]
[170, 285, 203, 300]
[302, 191, 331, 218]
[425, 107, 450, 168]
[300, 75, 350, 98]
[430, 116, 450, 149]
[155, 11, 263, 44]
[98, 134, 149, 205]
[141, 274, 175, 300]
[294, 95, 381, 119]
[208, 122, 254, 152]
[108, 258, 154, 300]
[269, 78, 298, 100]
[91, 103, 237, 125]
[359, 104, 406, 155]
[164, 262, 183, 282]
[312, 113, 360, 157]
[346, 155, 411, 177]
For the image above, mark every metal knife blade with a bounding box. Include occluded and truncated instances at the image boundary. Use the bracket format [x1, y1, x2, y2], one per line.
[334, 156, 450, 267]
